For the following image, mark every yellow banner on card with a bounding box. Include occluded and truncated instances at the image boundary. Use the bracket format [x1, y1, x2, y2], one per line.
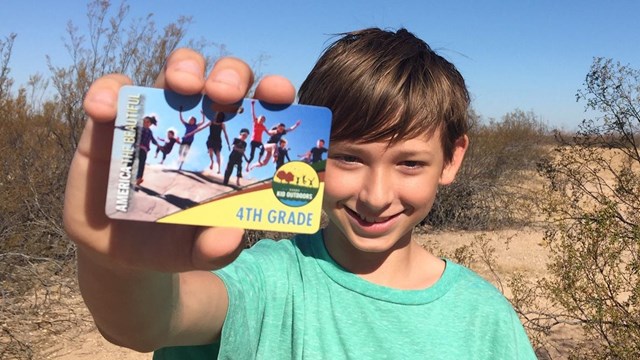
[157, 162, 324, 234]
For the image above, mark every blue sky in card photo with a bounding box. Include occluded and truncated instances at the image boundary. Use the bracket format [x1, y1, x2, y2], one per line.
[2, 0, 640, 130]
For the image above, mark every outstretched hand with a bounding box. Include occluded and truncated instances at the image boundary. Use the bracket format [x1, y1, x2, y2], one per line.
[64, 50, 296, 273]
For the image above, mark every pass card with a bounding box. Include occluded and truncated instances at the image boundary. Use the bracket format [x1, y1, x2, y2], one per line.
[105, 85, 332, 234]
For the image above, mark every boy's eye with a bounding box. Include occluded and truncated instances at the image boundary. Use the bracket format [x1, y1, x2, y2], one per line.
[340, 156, 360, 163]
[331, 155, 361, 165]
[400, 161, 424, 169]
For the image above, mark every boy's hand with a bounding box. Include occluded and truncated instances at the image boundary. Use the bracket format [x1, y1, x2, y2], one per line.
[64, 49, 295, 273]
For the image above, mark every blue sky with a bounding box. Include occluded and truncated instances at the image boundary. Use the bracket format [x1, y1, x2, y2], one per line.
[2, 0, 639, 130]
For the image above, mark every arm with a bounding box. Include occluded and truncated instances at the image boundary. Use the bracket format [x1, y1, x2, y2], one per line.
[298, 150, 311, 159]
[251, 99, 258, 122]
[222, 123, 231, 150]
[184, 121, 210, 138]
[198, 109, 206, 126]
[179, 106, 187, 125]
[150, 131, 159, 146]
[287, 120, 302, 132]
[64, 50, 295, 351]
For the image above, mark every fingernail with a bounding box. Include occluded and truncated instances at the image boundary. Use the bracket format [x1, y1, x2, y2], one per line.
[87, 90, 115, 107]
[211, 69, 242, 90]
[174, 60, 202, 78]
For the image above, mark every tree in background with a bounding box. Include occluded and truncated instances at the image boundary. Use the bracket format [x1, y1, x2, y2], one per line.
[47, 0, 223, 154]
[0, 1, 227, 357]
[514, 58, 640, 359]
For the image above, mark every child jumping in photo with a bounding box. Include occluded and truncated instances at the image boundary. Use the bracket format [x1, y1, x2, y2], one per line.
[154, 130, 181, 165]
[223, 128, 250, 186]
[250, 119, 301, 170]
[184, 111, 231, 173]
[66, 28, 537, 360]
[245, 100, 269, 172]
[177, 106, 205, 170]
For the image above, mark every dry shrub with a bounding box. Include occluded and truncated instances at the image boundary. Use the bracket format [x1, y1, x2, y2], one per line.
[426, 108, 551, 230]
[1, 1, 225, 358]
[511, 58, 640, 359]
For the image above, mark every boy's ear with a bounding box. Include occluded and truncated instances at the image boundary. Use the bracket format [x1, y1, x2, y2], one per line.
[439, 135, 469, 185]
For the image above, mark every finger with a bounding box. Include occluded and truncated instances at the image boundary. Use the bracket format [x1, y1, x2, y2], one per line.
[155, 48, 206, 94]
[204, 57, 254, 104]
[254, 75, 296, 104]
[191, 227, 245, 270]
[65, 74, 132, 251]
[83, 74, 132, 124]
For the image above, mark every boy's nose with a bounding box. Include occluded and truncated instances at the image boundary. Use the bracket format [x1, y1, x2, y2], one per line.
[358, 169, 393, 213]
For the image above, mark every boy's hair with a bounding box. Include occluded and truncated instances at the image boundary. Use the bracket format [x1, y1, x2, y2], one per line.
[215, 112, 225, 122]
[298, 28, 469, 163]
[168, 130, 175, 135]
[240, 128, 250, 135]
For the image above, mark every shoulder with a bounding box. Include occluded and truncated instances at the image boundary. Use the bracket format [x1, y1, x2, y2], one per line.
[231, 237, 299, 267]
[442, 262, 537, 356]
[215, 236, 310, 287]
[444, 261, 515, 315]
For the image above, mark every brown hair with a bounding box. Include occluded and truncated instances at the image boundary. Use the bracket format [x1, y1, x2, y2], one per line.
[298, 28, 469, 163]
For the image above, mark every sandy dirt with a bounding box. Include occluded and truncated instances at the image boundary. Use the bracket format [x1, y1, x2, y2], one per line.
[43, 329, 150, 360]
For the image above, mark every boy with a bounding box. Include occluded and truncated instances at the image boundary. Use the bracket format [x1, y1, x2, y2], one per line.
[65, 28, 536, 359]
[299, 138, 327, 164]
[222, 128, 250, 186]
[135, 115, 159, 186]
[274, 138, 290, 170]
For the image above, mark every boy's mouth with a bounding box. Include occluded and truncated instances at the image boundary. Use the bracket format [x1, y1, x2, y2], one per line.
[344, 207, 400, 225]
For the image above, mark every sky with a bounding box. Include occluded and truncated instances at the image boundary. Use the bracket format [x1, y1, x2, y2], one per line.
[2, 0, 640, 130]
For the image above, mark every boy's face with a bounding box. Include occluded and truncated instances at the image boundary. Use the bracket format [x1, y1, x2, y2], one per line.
[143, 118, 151, 128]
[189, 117, 196, 125]
[322, 132, 467, 256]
[239, 132, 249, 140]
[317, 140, 325, 148]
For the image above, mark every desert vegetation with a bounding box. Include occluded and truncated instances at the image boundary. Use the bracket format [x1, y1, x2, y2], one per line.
[1, 1, 638, 359]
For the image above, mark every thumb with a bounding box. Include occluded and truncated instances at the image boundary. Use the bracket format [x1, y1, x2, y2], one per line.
[190, 227, 245, 270]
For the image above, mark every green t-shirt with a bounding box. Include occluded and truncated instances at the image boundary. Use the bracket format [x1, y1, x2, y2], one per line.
[154, 231, 536, 359]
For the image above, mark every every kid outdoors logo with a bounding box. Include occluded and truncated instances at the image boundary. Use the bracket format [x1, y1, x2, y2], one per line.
[105, 85, 332, 234]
